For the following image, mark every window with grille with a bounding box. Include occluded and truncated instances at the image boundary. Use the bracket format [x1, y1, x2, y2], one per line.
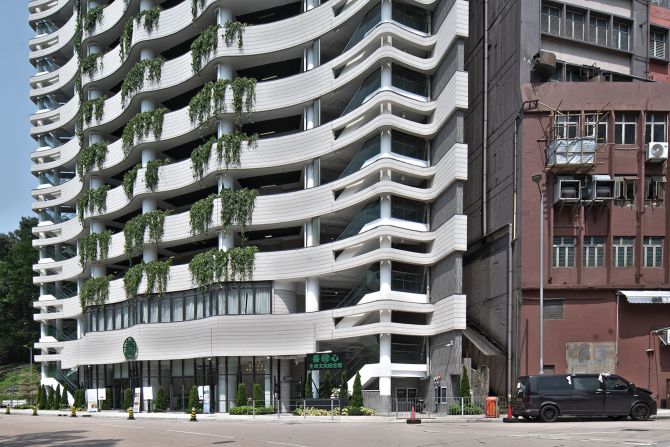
[565, 10, 584, 40]
[644, 237, 663, 268]
[541, 5, 561, 35]
[645, 176, 666, 206]
[615, 113, 636, 144]
[589, 15, 608, 46]
[645, 113, 667, 144]
[614, 177, 636, 207]
[650, 29, 667, 59]
[585, 113, 607, 143]
[553, 237, 575, 268]
[613, 237, 634, 267]
[583, 236, 605, 267]
[613, 22, 630, 51]
[543, 299, 565, 320]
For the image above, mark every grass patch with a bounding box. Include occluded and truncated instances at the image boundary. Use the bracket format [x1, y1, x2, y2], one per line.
[0, 364, 40, 401]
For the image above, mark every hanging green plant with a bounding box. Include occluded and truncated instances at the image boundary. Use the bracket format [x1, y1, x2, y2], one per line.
[77, 141, 108, 180]
[120, 57, 165, 106]
[119, 17, 134, 60]
[79, 230, 113, 267]
[223, 20, 246, 48]
[145, 258, 171, 296]
[122, 163, 142, 198]
[136, 6, 160, 32]
[80, 275, 112, 311]
[218, 187, 236, 231]
[145, 159, 171, 192]
[81, 52, 103, 78]
[123, 263, 145, 300]
[80, 96, 106, 125]
[188, 80, 228, 126]
[189, 194, 216, 235]
[218, 188, 257, 235]
[215, 131, 257, 168]
[122, 108, 166, 155]
[123, 210, 167, 257]
[190, 137, 215, 179]
[191, 24, 219, 72]
[83, 5, 104, 33]
[74, 15, 83, 58]
[188, 246, 257, 288]
[230, 77, 256, 124]
[78, 184, 110, 221]
[191, 0, 206, 20]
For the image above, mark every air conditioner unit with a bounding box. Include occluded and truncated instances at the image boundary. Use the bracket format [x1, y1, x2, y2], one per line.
[646, 142, 668, 162]
[586, 175, 615, 201]
[554, 177, 581, 204]
[658, 328, 670, 346]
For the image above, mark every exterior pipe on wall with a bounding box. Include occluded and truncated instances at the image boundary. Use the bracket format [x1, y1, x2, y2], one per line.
[482, 0, 489, 237]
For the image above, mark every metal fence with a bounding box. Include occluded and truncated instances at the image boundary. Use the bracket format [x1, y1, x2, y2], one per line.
[393, 396, 509, 419]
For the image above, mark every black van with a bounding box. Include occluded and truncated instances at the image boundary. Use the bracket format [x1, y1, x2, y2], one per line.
[512, 374, 656, 422]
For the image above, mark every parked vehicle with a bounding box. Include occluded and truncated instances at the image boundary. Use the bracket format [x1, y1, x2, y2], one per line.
[512, 374, 656, 422]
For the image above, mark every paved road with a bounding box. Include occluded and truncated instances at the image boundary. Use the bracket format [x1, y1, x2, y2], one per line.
[1, 414, 670, 446]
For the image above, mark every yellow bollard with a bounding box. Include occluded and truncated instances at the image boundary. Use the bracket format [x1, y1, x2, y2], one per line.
[5, 406, 9, 415]
[127, 407, 135, 420]
[33, 406, 38, 416]
[70, 406, 77, 417]
[190, 406, 197, 422]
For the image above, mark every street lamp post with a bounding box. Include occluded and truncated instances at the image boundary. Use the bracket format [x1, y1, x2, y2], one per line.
[532, 173, 544, 375]
[23, 344, 34, 405]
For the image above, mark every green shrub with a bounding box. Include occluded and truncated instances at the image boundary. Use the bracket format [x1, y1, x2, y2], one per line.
[350, 372, 363, 408]
[339, 374, 349, 399]
[304, 372, 313, 399]
[154, 386, 167, 412]
[123, 388, 134, 410]
[54, 385, 61, 409]
[74, 389, 85, 409]
[229, 405, 275, 415]
[459, 366, 471, 398]
[36, 385, 43, 409]
[61, 387, 68, 409]
[45, 386, 53, 409]
[342, 406, 375, 416]
[448, 402, 483, 415]
[320, 371, 332, 398]
[187, 385, 201, 413]
[293, 406, 339, 417]
[252, 383, 264, 407]
[236, 383, 247, 407]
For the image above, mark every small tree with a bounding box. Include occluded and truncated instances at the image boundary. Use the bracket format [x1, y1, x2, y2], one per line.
[459, 366, 471, 398]
[47, 386, 55, 409]
[54, 385, 62, 409]
[304, 372, 313, 399]
[350, 372, 364, 408]
[252, 383, 264, 407]
[236, 383, 247, 407]
[73, 389, 85, 409]
[339, 374, 349, 399]
[100, 387, 111, 410]
[154, 386, 167, 412]
[123, 388, 134, 410]
[187, 385, 200, 413]
[320, 371, 332, 398]
[36, 385, 43, 409]
[61, 386, 68, 408]
[38, 385, 47, 410]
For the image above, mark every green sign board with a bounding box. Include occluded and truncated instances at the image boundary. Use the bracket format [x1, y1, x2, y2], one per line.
[307, 352, 344, 370]
[123, 337, 137, 360]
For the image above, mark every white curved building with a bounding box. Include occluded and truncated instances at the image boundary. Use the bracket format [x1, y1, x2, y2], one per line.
[30, 0, 469, 412]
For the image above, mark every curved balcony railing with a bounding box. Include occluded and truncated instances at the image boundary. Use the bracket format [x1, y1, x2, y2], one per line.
[336, 201, 381, 241]
[338, 135, 381, 180]
[335, 270, 380, 308]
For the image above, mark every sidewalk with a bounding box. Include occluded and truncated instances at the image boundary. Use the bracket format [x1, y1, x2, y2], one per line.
[6, 408, 670, 422]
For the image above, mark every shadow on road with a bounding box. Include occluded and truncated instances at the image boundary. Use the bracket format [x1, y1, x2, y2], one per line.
[0, 430, 121, 446]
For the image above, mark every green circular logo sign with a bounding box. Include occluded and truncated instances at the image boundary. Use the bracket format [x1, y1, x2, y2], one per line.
[123, 337, 137, 360]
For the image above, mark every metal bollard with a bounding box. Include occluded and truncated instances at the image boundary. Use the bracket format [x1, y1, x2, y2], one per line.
[461, 398, 464, 416]
[303, 399, 306, 419]
[33, 406, 38, 416]
[331, 399, 334, 420]
[190, 407, 197, 422]
[70, 406, 77, 417]
[127, 407, 135, 420]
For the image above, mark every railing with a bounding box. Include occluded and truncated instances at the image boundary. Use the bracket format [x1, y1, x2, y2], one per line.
[390, 342, 425, 363]
[342, 3, 382, 54]
[340, 69, 381, 117]
[43, 324, 77, 342]
[41, 245, 76, 262]
[338, 136, 381, 180]
[336, 201, 381, 241]
[393, 396, 509, 418]
[391, 270, 426, 294]
[43, 282, 77, 299]
[335, 270, 380, 308]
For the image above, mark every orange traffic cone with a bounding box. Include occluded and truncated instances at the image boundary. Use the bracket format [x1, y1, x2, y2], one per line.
[406, 404, 421, 424]
[503, 403, 518, 423]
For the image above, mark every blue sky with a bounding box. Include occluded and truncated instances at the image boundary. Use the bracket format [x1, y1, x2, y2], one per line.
[0, 3, 36, 233]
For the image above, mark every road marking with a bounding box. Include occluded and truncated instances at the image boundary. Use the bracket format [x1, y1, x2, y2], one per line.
[167, 429, 235, 439]
[266, 441, 312, 447]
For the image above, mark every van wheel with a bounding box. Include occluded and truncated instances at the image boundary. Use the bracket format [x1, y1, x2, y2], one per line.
[539, 405, 559, 423]
[630, 403, 651, 421]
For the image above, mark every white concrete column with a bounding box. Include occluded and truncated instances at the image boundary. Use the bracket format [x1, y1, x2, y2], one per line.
[381, 61, 392, 89]
[380, 129, 392, 154]
[303, 0, 319, 11]
[264, 357, 272, 405]
[380, 194, 391, 219]
[380, 259, 392, 294]
[303, 103, 315, 131]
[87, 0, 100, 8]
[139, 0, 154, 12]
[142, 198, 158, 262]
[217, 174, 234, 251]
[280, 359, 291, 412]
[88, 43, 102, 55]
[380, 0, 392, 22]
[305, 277, 319, 312]
[379, 310, 392, 396]
[303, 40, 320, 72]
[216, 7, 233, 26]
[311, 369, 320, 399]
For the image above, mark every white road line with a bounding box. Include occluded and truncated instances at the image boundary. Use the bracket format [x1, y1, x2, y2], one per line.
[265, 441, 312, 447]
[167, 429, 235, 439]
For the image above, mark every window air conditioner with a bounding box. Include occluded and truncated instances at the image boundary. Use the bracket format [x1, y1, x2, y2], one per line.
[646, 142, 668, 162]
[554, 177, 581, 204]
[587, 175, 615, 201]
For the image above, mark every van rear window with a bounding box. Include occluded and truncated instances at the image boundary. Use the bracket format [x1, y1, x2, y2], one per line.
[536, 375, 572, 390]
